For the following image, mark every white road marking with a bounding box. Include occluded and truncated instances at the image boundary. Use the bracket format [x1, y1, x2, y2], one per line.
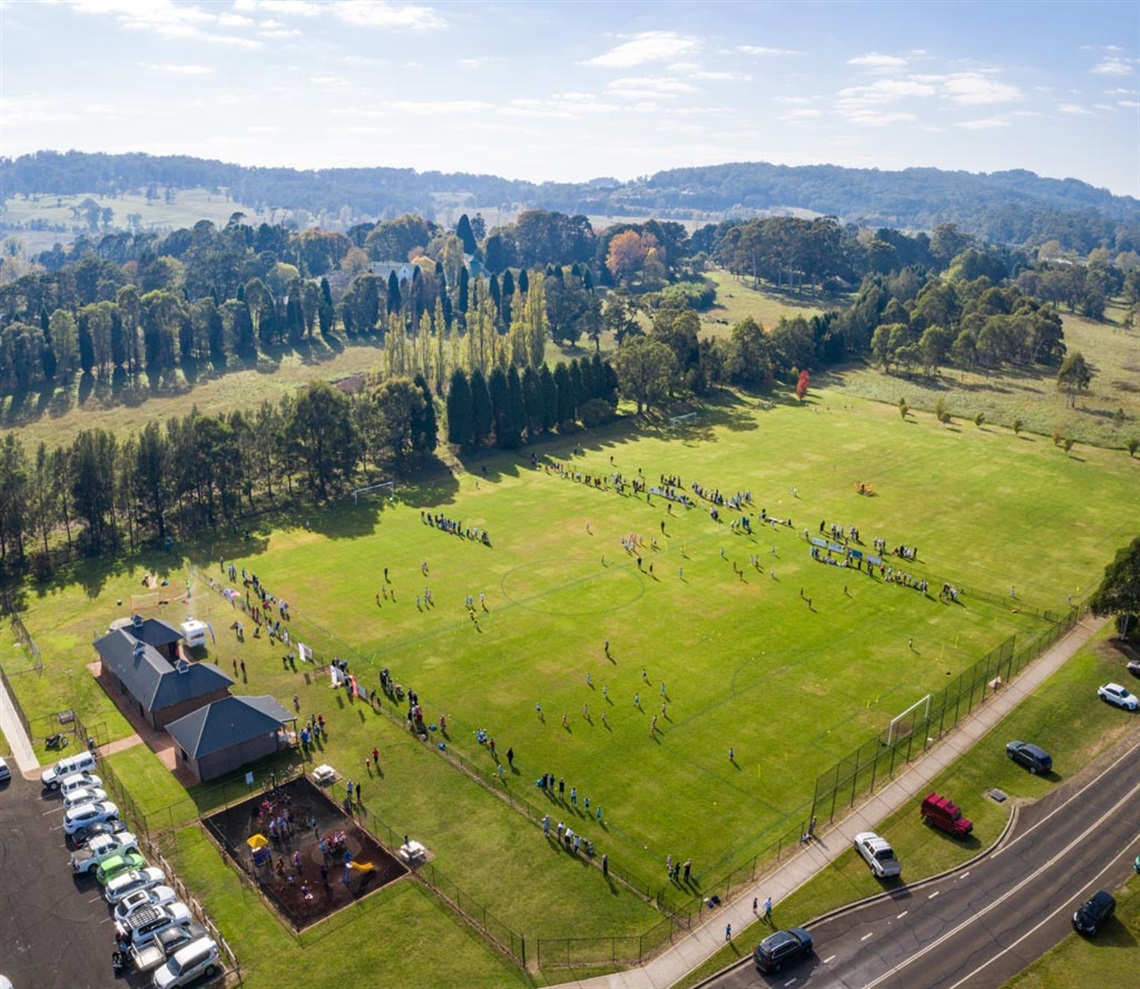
[927, 890, 940, 899]
[959, 871, 970, 879]
[896, 910, 908, 919]
[948, 837, 1138, 989]
[823, 955, 836, 964]
[783, 979, 797, 986]
[861, 932, 874, 941]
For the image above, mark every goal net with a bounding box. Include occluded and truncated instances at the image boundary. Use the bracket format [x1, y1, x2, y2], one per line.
[352, 481, 395, 505]
[669, 412, 699, 427]
[887, 694, 931, 747]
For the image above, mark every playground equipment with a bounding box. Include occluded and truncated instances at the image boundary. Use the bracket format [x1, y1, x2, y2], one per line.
[348, 860, 375, 873]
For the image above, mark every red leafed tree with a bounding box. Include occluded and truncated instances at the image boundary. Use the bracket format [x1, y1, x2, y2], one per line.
[796, 370, 810, 400]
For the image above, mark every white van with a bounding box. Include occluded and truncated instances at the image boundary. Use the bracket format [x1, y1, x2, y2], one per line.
[42, 751, 98, 789]
[152, 936, 220, 989]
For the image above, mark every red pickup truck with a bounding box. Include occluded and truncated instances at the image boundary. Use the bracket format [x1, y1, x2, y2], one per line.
[920, 792, 974, 838]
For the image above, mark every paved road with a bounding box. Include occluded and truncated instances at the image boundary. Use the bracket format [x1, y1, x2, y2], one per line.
[703, 735, 1140, 989]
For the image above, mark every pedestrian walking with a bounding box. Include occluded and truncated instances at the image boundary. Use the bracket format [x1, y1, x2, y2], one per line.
[602, 853, 608, 877]
[725, 923, 732, 942]
[729, 747, 735, 762]
[372, 747, 379, 765]
[543, 815, 551, 836]
[683, 859, 691, 882]
[753, 897, 758, 913]
[764, 896, 773, 922]
[506, 747, 514, 766]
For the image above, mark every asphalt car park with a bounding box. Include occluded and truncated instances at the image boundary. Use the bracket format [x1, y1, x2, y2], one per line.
[0, 768, 155, 989]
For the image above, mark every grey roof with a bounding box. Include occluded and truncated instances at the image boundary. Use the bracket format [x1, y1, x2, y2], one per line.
[126, 615, 183, 648]
[94, 628, 232, 713]
[165, 695, 292, 759]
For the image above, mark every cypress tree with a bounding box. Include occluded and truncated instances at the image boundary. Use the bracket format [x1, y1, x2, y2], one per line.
[470, 368, 493, 446]
[446, 368, 473, 446]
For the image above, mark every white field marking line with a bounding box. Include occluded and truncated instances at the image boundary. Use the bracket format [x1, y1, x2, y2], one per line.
[864, 781, 1140, 989]
[861, 932, 874, 941]
[823, 955, 836, 964]
[927, 890, 940, 899]
[948, 834, 1140, 989]
[896, 911, 908, 919]
[992, 739, 1140, 858]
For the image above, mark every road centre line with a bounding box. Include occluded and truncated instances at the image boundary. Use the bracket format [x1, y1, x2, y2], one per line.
[948, 835, 1140, 989]
[864, 781, 1140, 989]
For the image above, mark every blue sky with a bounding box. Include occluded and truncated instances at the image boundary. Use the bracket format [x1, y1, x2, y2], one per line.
[3, 1, 1138, 197]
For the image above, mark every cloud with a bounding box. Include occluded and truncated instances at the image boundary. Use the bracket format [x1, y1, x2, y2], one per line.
[1057, 102, 1092, 115]
[1, 95, 80, 127]
[607, 76, 698, 100]
[1092, 53, 1134, 76]
[62, 0, 264, 49]
[236, 0, 445, 30]
[848, 53, 908, 71]
[583, 31, 698, 68]
[957, 117, 1011, 130]
[842, 110, 917, 127]
[140, 62, 214, 75]
[942, 72, 1022, 105]
[736, 45, 798, 57]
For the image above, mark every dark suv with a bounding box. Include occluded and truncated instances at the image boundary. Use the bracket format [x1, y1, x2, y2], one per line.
[1006, 740, 1052, 774]
[1072, 890, 1115, 935]
[755, 927, 813, 973]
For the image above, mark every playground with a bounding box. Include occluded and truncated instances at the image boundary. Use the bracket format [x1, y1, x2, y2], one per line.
[203, 775, 406, 931]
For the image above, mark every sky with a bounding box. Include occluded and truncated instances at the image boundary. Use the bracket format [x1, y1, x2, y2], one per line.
[3, 0, 1138, 198]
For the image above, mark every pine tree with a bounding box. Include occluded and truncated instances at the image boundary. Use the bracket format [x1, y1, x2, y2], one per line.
[388, 271, 402, 315]
[539, 364, 557, 432]
[446, 368, 473, 446]
[456, 214, 477, 255]
[470, 368, 492, 446]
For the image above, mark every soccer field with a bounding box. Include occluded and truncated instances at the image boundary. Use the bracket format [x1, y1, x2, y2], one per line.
[187, 390, 1136, 889]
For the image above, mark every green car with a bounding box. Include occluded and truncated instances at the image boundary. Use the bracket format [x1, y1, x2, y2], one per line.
[96, 850, 148, 885]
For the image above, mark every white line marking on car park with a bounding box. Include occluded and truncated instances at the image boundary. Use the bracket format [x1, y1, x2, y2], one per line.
[928, 890, 940, 899]
[897, 910, 908, 919]
[861, 932, 874, 941]
[823, 955, 836, 964]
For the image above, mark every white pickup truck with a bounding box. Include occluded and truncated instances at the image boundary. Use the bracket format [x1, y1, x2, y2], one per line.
[71, 832, 139, 875]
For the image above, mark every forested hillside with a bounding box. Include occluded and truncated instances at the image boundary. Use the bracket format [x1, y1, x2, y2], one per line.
[4, 151, 1137, 255]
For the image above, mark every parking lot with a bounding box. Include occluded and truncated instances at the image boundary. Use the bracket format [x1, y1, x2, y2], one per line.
[0, 768, 160, 989]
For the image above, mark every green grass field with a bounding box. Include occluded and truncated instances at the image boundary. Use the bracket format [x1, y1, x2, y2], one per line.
[9, 385, 1137, 983]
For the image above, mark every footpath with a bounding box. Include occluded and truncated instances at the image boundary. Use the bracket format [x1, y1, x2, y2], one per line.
[554, 614, 1110, 989]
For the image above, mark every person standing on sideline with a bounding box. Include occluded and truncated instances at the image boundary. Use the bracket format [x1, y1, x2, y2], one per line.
[683, 859, 692, 882]
[602, 853, 608, 878]
[729, 747, 735, 762]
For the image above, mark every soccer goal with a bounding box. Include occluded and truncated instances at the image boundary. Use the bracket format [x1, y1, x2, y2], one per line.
[887, 694, 931, 747]
[352, 480, 395, 505]
[130, 590, 162, 612]
[669, 411, 699, 427]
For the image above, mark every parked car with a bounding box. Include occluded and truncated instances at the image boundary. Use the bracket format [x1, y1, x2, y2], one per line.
[152, 937, 221, 989]
[63, 800, 119, 834]
[71, 818, 129, 848]
[62, 786, 108, 811]
[114, 885, 177, 923]
[1126, 659, 1140, 680]
[854, 831, 901, 878]
[130, 921, 210, 973]
[58, 772, 103, 796]
[105, 867, 167, 905]
[0, 756, 10, 782]
[71, 831, 139, 874]
[41, 751, 98, 789]
[1098, 683, 1139, 710]
[755, 927, 814, 973]
[96, 849, 148, 885]
[1006, 740, 1053, 774]
[920, 792, 974, 838]
[1072, 890, 1116, 935]
[115, 902, 194, 948]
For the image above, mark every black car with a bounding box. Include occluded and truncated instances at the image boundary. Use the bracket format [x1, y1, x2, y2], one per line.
[69, 817, 129, 848]
[1072, 890, 1115, 935]
[755, 927, 813, 973]
[1126, 659, 1140, 680]
[1006, 740, 1053, 774]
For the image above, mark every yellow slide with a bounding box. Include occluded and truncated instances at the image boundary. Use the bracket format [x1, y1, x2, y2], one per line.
[348, 860, 375, 872]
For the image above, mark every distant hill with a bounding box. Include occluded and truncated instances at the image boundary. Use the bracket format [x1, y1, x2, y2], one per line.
[3, 150, 1137, 252]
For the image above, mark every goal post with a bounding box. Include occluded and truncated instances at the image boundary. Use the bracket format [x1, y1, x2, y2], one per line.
[887, 694, 931, 747]
[352, 481, 395, 505]
[669, 411, 699, 427]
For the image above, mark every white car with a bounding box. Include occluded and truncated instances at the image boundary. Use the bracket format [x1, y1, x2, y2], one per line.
[63, 800, 119, 835]
[113, 884, 177, 922]
[62, 786, 108, 810]
[71, 831, 139, 874]
[152, 937, 221, 989]
[1098, 682, 1139, 711]
[105, 866, 166, 905]
[854, 831, 902, 878]
[115, 901, 193, 947]
[59, 772, 103, 796]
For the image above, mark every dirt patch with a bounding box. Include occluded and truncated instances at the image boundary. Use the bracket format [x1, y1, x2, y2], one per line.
[203, 775, 406, 930]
